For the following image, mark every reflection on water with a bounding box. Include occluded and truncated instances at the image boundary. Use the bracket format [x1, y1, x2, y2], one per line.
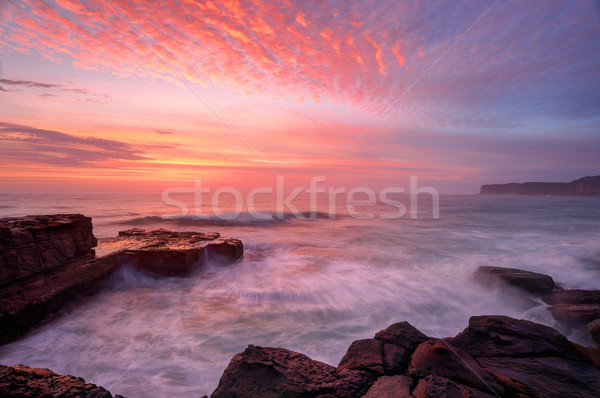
[0, 194, 599, 397]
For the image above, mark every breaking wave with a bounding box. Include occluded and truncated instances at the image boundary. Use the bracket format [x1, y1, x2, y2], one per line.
[110, 211, 338, 227]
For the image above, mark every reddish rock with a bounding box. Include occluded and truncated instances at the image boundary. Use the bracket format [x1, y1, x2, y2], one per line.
[542, 289, 600, 305]
[362, 375, 413, 397]
[211, 345, 373, 398]
[0, 220, 244, 344]
[212, 316, 600, 398]
[338, 339, 385, 374]
[475, 266, 555, 294]
[374, 321, 429, 374]
[588, 319, 600, 347]
[407, 339, 504, 395]
[0, 214, 119, 345]
[477, 356, 600, 398]
[338, 321, 430, 376]
[374, 321, 429, 346]
[103, 228, 243, 276]
[550, 303, 600, 325]
[0, 255, 120, 345]
[542, 290, 600, 325]
[573, 343, 600, 367]
[0, 364, 124, 397]
[448, 315, 588, 361]
[0, 214, 96, 284]
[448, 316, 600, 397]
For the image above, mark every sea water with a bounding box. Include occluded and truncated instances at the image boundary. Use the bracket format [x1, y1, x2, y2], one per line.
[0, 193, 599, 397]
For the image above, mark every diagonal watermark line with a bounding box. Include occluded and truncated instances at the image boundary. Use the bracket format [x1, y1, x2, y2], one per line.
[97, 0, 260, 159]
[342, 241, 502, 398]
[340, 0, 502, 158]
[105, 246, 252, 392]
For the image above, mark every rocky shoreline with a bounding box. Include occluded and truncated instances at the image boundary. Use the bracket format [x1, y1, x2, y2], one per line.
[1, 214, 600, 397]
[211, 315, 600, 397]
[0, 214, 243, 345]
[2, 315, 599, 397]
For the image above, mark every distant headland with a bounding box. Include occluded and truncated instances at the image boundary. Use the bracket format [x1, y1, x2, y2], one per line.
[480, 175, 600, 196]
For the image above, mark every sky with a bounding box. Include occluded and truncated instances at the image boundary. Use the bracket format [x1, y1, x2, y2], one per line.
[0, 0, 599, 194]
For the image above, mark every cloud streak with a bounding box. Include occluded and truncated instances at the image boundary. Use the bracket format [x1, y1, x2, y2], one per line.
[156, 129, 175, 135]
[0, 77, 111, 103]
[0, 122, 148, 166]
[1, 78, 59, 89]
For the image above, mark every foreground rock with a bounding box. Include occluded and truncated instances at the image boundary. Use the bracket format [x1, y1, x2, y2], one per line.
[0, 214, 96, 285]
[0, 216, 244, 345]
[480, 175, 600, 196]
[212, 345, 372, 398]
[340, 321, 429, 376]
[101, 228, 243, 276]
[0, 364, 124, 397]
[0, 214, 116, 345]
[475, 265, 555, 293]
[212, 315, 600, 397]
[0, 255, 119, 345]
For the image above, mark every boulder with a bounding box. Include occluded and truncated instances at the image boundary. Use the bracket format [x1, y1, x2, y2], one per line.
[102, 228, 243, 276]
[0, 214, 96, 284]
[588, 319, 600, 347]
[448, 315, 589, 360]
[338, 339, 385, 375]
[211, 345, 373, 398]
[448, 316, 600, 397]
[0, 364, 124, 397]
[407, 339, 504, 395]
[475, 266, 555, 294]
[374, 321, 429, 374]
[338, 321, 431, 376]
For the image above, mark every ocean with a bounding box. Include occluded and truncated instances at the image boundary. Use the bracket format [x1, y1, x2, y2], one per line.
[0, 192, 599, 397]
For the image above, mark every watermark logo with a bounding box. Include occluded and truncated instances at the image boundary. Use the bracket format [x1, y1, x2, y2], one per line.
[162, 175, 439, 220]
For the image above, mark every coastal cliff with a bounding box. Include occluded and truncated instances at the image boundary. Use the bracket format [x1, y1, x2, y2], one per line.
[0, 215, 243, 345]
[0, 214, 97, 284]
[480, 175, 600, 196]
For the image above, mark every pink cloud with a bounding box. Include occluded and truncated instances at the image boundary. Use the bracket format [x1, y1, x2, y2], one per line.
[0, 0, 429, 111]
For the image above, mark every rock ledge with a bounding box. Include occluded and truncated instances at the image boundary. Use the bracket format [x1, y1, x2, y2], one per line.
[0, 215, 243, 345]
